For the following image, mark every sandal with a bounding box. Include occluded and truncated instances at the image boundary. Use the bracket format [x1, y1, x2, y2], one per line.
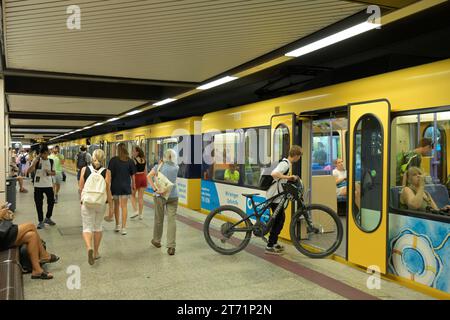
[88, 249, 95, 265]
[40, 254, 60, 265]
[31, 271, 53, 280]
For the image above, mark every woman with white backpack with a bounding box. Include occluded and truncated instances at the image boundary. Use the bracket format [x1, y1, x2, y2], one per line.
[79, 149, 113, 265]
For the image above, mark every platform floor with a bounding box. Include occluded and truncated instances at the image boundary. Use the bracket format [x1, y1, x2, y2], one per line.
[13, 174, 432, 300]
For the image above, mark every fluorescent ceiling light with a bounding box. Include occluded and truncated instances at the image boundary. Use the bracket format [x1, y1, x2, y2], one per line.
[197, 76, 238, 90]
[126, 110, 142, 116]
[108, 117, 119, 122]
[152, 98, 177, 106]
[83, 126, 91, 130]
[285, 21, 380, 58]
[94, 123, 103, 126]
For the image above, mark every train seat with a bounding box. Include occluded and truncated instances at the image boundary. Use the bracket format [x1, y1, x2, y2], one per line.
[214, 169, 225, 181]
[390, 184, 449, 209]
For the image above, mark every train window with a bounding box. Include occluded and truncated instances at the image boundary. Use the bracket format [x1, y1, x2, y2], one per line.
[212, 132, 241, 184]
[312, 118, 347, 176]
[243, 127, 270, 187]
[146, 139, 159, 168]
[353, 114, 383, 232]
[391, 111, 450, 218]
[273, 124, 290, 162]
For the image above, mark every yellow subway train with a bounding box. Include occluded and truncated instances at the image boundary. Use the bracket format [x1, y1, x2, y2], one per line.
[59, 58, 450, 299]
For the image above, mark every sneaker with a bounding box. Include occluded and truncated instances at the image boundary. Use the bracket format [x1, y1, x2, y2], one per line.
[37, 222, 45, 229]
[151, 239, 161, 248]
[54, 195, 58, 204]
[44, 218, 56, 226]
[115, 225, 121, 232]
[167, 247, 175, 255]
[274, 243, 285, 251]
[139, 214, 143, 220]
[121, 228, 127, 235]
[130, 212, 139, 219]
[265, 246, 283, 255]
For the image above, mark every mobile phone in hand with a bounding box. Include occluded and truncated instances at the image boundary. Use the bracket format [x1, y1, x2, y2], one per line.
[6, 203, 11, 209]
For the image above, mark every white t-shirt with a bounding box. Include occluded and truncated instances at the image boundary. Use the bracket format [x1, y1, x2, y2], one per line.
[33, 158, 54, 188]
[266, 158, 291, 203]
[332, 169, 347, 181]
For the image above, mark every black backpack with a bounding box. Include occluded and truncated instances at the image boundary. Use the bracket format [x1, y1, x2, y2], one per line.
[77, 152, 87, 169]
[258, 159, 289, 190]
[20, 155, 27, 164]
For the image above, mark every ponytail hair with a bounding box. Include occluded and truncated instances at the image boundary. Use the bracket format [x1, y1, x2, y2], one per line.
[92, 149, 105, 168]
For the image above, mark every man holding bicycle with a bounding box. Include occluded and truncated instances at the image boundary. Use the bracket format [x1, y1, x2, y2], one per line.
[265, 145, 303, 255]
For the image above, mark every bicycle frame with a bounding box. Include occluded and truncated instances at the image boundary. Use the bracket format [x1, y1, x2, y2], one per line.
[224, 181, 309, 234]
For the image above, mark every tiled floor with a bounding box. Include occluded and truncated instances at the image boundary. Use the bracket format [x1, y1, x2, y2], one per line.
[12, 174, 433, 300]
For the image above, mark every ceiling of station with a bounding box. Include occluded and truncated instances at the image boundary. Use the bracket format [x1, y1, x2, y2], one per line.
[3, 0, 438, 145]
[9, 118, 93, 128]
[4, 0, 366, 82]
[7, 95, 147, 115]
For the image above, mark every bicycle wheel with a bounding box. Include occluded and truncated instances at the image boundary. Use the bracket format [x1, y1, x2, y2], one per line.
[203, 205, 253, 255]
[290, 204, 343, 258]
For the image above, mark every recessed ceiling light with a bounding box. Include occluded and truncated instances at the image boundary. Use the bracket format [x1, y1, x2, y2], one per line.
[285, 21, 380, 58]
[126, 110, 142, 116]
[152, 98, 177, 106]
[197, 76, 238, 90]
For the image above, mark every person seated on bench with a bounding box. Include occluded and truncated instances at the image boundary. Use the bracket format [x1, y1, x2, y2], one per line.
[224, 164, 240, 184]
[400, 167, 450, 212]
[0, 204, 60, 280]
[332, 158, 347, 197]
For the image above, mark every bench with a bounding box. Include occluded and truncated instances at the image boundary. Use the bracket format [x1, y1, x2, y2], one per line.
[0, 247, 24, 300]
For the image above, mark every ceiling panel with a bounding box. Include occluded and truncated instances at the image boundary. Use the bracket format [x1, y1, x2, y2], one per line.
[7, 95, 147, 114]
[4, 0, 366, 82]
[9, 118, 92, 127]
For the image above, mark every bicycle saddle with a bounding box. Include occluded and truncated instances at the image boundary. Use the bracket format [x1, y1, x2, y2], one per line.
[242, 193, 260, 198]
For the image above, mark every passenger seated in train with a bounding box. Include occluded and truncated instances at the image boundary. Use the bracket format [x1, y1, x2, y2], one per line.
[0, 204, 60, 280]
[313, 142, 327, 167]
[396, 138, 433, 186]
[224, 164, 240, 184]
[400, 167, 450, 212]
[332, 158, 347, 197]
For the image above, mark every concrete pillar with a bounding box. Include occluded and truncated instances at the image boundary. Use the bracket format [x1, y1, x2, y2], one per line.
[0, 79, 5, 203]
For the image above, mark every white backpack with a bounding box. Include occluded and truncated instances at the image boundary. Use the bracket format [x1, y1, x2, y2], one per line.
[81, 166, 107, 206]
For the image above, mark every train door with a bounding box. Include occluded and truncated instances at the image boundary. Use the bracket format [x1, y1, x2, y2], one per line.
[271, 113, 298, 240]
[348, 100, 390, 273]
[307, 112, 348, 258]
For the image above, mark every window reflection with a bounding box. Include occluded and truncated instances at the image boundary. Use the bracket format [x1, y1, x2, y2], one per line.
[353, 114, 383, 232]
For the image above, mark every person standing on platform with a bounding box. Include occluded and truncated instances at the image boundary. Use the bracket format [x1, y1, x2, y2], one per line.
[27, 145, 56, 229]
[265, 145, 303, 255]
[76, 145, 92, 181]
[9, 150, 27, 193]
[49, 145, 65, 203]
[104, 143, 136, 235]
[147, 149, 179, 255]
[130, 146, 147, 220]
[79, 149, 113, 265]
